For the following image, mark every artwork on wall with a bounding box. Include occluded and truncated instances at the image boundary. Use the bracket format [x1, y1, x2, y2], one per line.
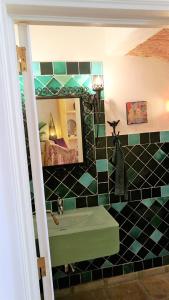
[126, 101, 148, 125]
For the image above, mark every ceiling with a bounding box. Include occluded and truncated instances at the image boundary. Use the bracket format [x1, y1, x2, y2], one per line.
[128, 28, 169, 61]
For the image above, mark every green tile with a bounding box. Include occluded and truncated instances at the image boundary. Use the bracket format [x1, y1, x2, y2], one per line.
[160, 131, 169, 142]
[32, 62, 41, 76]
[36, 75, 53, 86]
[79, 172, 94, 188]
[150, 229, 163, 243]
[34, 78, 44, 90]
[151, 215, 161, 228]
[64, 77, 81, 88]
[153, 149, 166, 162]
[159, 249, 169, 257]
[96, 159, 108, 172]
[111, 202, 127, 213]
[47, 78, 62, 90]
[53, 62, 66, 74]
[127, 167, 137, 183]
[108, 162, 115, 176]
[81, 271, 92, 283]
[98, 193, 109, 205]
[83, 76, 92, 90]
[128, 134, 140, 145]
[142, 198, 155, 208]
[91, 62, 103, 75]
[161, 185, 169, 197]
[129, 226, 142, 239]
[156, 197, 169, 205]
[130, 240, 142, 254]
[63, 198, 76, 210]
[101, 260, 113, 268]
[123, 263, 133, 274]
[55, 75, 71, 86]
[123, 264, 133, 275]
[145, 251, 156, 260]
[88, 179, 97, 194]
[46, 202, 51, 210]
[95, 124, 106, 137]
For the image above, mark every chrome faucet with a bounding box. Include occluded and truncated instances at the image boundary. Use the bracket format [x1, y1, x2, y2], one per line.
[57, 198, 63, 215]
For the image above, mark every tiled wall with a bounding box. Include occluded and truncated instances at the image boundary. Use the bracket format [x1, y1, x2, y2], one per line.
[21, 61, 169, 289]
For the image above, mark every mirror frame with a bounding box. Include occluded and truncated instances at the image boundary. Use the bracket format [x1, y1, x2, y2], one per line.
[36, 87, 93, 169]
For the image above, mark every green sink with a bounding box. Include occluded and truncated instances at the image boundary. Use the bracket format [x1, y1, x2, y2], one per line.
[34, 206, 119, 266]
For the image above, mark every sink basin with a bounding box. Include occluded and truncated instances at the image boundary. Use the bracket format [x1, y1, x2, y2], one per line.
[34, 206, 119, 266]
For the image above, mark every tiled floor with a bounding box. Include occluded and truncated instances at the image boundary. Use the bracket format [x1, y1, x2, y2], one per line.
[56, 267, 169, 300]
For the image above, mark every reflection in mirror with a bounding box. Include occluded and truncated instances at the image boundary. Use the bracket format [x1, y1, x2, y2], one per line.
[36, 97, 84, 167]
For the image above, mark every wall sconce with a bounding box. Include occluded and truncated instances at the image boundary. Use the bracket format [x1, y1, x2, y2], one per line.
[92, 75, 104, 141]
[49, 112, 57, 140]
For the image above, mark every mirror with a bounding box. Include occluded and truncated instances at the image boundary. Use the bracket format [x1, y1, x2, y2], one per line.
[36, 97, 84, 167]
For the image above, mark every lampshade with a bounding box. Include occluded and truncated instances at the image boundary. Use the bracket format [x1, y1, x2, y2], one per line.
[92, 75, 104, 91]
[49, 112, 57, 139]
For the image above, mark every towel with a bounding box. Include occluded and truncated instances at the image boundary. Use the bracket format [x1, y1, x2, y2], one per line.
[111, 136, 128, 200]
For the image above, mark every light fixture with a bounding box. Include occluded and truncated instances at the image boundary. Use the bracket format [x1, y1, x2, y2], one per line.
[49, 112, 57, 140]
[92, 75, 104, 141]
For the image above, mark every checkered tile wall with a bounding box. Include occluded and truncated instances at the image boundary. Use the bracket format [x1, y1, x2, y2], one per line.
[20, 61, 169, 289]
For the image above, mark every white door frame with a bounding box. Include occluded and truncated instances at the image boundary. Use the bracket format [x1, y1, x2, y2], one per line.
[1, 1, 169, 300]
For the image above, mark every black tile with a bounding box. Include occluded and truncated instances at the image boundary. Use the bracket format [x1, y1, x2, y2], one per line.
[76, 197, 87, 208]
[103, 267, 113, 278]
[66, 62, 79, 74]
[69, 274, 81, 286]
[58, 277, 69, 289]
[87, 195, 98, 207]
[139, 151, 152, 164]
[94, 112, 105, 124]
[107, 136, 114, 148]
[98, 172, 108, 183]
[96, 137, 106, 148]
[113, 265, 123, 276]
[131, 189, 141, 201]
[79, 62, 90, 74]
[100, 101, 105, 112]
[92, 269, 102, 280]
[72, 182, 85, 194]
[109, 194, 121, 203]
[150, 132, 160, 143]
[153, 257, 162, 267]
[96, 148, 107, 159]
[98, 183, 108, 194]
[40, 62, 53, 75]
[140, 133, 150, 144]
[142, 188, 151, 199]
[152, 187, 161, 198]
[134, 261, 143, 272]
[119, 135, 128, 146]
[143, 259, 153, 269]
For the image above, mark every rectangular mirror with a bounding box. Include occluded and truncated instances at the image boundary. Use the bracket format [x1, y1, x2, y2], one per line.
[36, 97, 84, 167]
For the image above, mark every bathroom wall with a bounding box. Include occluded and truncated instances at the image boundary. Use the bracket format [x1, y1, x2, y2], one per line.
[20, 26, 169, 289]
[28, 25, 169, 136]
[20, 60, 169, 289]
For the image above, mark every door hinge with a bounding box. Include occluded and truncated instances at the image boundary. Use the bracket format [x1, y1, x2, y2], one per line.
[37, 257, 46, 278]
[16, 46, 27, 73]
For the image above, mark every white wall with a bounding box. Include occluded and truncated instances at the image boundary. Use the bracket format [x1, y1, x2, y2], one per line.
[104, 56, 169, 135]
[27, 25, 169, 135]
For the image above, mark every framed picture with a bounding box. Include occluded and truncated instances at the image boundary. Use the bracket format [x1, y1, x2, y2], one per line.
[126, 101, 148, 125]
